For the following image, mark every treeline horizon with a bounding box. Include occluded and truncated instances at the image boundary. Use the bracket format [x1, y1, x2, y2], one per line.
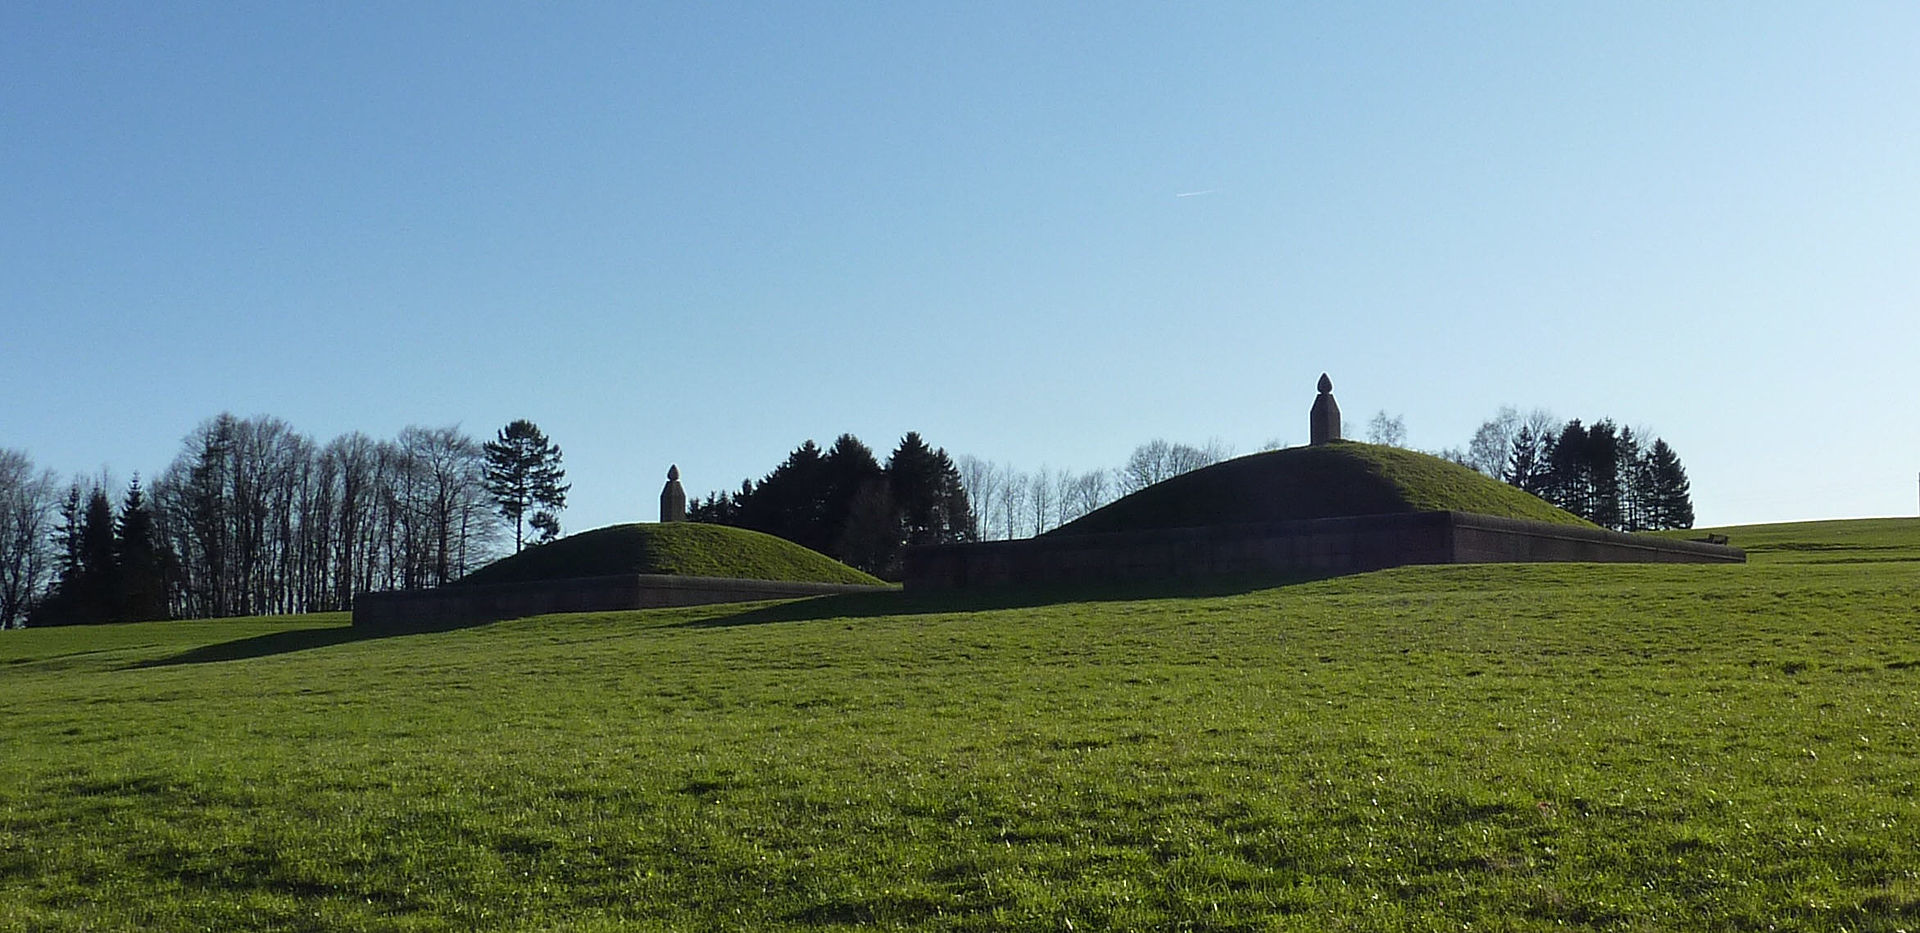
[688, 432, 974, 578]
[2, 404, 1698, 629]
[1448, 407, 1694, 531]
[2, 415, 527, 627]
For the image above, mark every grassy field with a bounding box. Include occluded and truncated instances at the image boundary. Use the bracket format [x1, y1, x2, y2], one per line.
[2, 521, 1918, 930]
[1662, 517, 1920, 565]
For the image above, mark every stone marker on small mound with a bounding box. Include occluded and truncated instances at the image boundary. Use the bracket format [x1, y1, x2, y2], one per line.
[353, 480, 892, 633]
[903, 376, 1744, 590]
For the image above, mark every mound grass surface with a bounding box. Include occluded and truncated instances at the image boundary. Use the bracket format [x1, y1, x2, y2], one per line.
[1052, 441, 1587, 536]
[457, 522, 884, 586]
[2, 519, 1918, 929]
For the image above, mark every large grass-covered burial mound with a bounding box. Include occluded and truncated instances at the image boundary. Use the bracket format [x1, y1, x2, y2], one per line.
[458, 522, 884, 587]
[1049, 441, 1589, 537]
[904, 386, 1740, 591]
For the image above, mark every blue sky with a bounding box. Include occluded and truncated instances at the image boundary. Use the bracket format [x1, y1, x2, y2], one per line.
[5, 3, 1917, 533]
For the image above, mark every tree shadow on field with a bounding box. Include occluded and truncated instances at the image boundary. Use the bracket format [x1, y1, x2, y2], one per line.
[127, 623, 405, 670]
[682, 571, 1334, 629]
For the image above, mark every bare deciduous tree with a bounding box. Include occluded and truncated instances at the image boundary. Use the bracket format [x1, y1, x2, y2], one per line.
[1366, 411, 1407, 447]
[999, 470, 1029, 541]
[1120, 439, 1227, 494]
[1466, 406, 1522, 477]
[956, 455, 1002, 540]
[1051, 469, 1076, 528]
[1029, 467, 1054, 536]
[1068, 469, 1110, 521]
[396, 425, 497, 588]
[0, 450, 59, 628]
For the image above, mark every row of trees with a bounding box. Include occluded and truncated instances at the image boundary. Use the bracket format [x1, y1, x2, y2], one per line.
[955, 438, 1237, 541]
[26, 479, 169, 626]
[689, 432, 973, 577]
[2, 416, 569, 627]
[1457, 407, 1694, 530]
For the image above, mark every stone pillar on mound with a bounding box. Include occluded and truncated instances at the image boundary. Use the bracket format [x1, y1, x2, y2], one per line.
[1309, 373, 1341, 445]
[660, 465, 687, 522]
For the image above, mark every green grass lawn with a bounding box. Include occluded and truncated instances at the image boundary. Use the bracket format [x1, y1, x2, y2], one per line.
[3, 521, 1918, 930]
[1661, 517, 1920, 565]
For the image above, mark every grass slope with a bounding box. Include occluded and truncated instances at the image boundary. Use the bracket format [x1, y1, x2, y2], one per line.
[1657, 516, 1920, 565]
[1052, 441, 1588, 536]
[2, 520, 1918, 929]
[458, 522, 884, 586]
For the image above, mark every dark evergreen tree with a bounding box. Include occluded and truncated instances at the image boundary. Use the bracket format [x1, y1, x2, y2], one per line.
[1586, 420, 1622, 531]
[834, 481, 899, 575]
[819, 435, 885, 562]
[1645, 439, 1695, 530]
[887, 432, 945, 542]
[52, 484, 83, 583]
[31, 485, 117, 625]
[688, 479, 751, 525]
[744, 440, 829, 552]
[1503, 424, 1550, 496]
[482, 420, 569, 552]
[887, 433, 975, 550]
[691, 431, 979, 578]
[1615, 427, 1647, 532]
[116, 476, 170, 622]
[1543, 419, 1591, 521]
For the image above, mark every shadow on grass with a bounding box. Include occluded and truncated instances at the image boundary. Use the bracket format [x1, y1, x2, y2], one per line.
[126, 617, 503, 670]
[126, 625, 374, 669]
[683, 572, 1334, 629]
[129, 573, 1333, 663]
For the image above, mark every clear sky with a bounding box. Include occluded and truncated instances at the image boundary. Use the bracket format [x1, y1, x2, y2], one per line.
[5, 3, 1917, 534]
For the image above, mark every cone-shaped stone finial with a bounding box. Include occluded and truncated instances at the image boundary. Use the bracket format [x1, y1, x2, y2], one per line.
[1309, 374, 1342, 445]
[660, 464, 687, 522]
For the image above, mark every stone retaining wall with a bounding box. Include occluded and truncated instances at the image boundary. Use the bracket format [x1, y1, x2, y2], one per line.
[353, 574, 894, 633]
[902, 511, 1742, 591]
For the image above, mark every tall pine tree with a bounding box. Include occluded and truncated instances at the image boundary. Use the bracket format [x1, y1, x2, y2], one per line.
[482, 420, 569, 553]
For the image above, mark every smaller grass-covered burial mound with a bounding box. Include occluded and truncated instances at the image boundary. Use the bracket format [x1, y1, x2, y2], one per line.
[1050, 441, 1589, 537]
[355, 523, 887, 632]
[458, 522, 885, 587]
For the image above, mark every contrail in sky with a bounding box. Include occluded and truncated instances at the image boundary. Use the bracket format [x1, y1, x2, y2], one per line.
[1175, 188, 1219, 198]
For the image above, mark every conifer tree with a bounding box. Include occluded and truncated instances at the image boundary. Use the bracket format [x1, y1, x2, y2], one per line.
[482, 420, 569, 553]
[33, 485, 117, 625]
[888, 433, 974, 548]
[690, 431, 978, 578]
[1544, 420, 1591, 521]
[1615, 427, 1646, 532]
[116, 476, 170, 622]
[1587, 420, 1622, 531]
[1503, 424, 1547, 494]
[1645, 439, 1695, 530]
[52, 484, 83, 584]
